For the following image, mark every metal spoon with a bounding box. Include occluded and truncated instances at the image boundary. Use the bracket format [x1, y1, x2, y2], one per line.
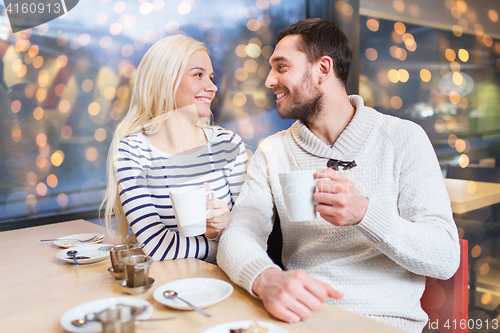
[66, 250, 79, 266]
[70, 316, 178, 327]
[163, 290, 211, 317]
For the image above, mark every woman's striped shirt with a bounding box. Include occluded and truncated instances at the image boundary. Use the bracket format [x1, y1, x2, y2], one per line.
[116, 127, 247, 263]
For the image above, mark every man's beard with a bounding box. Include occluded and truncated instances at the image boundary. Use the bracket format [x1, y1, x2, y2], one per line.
[276, 72, 324, 123]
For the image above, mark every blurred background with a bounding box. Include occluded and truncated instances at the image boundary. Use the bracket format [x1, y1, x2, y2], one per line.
[0, 0, 499, 327]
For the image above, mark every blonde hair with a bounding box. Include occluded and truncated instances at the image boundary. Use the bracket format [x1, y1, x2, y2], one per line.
[101, 35, 209, 242]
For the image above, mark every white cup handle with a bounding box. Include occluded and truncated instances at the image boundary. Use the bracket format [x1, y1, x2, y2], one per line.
[206, 190, 215, 213]
[313, 177, 329, 218]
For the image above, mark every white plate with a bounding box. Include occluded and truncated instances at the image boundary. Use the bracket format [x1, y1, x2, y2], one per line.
[60, 297, 153, 333]
[54, 233, 106, 248]
[56, 243, 113, 265]
[202, 320, 289, 333]
[153, 278, 233, 310]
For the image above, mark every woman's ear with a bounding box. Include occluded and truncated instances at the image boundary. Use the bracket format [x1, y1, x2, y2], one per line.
[317, 56, 334, 84]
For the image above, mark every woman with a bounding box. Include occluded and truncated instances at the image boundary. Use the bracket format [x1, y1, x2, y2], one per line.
[102, 35, 247, 263]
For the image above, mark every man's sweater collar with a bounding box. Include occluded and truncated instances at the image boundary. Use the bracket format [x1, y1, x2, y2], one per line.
[290, 95, 380, 160]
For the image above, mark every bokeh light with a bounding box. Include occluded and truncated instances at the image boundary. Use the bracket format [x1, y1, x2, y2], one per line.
[245, 44, 261, 58]
[33, 56, 43, 68]
[489, 9, 499, 22]
[458, 49, 469, 62]
[11, 125, 22, 142]
[455, 139, 466, 152]
[247, 19, 260, 31]
[47, 174, 58, 188]
[177, 2, 191, 15]
[450, 61, 461, 72]
[244, 59, 258, 72]
[235, 45, 247, 57]
[11, 100, 21, 113]
[28, 45, 39, 57]
[110, 23, 122, 35]
[25, 84, 36, 98]
[104, 87, 117, 100]
[481, 293, 492, 305]
[36, 133, 47, 147]
[397, 69, 409, 82]
[388, 69, 399, 83]
[420, 69, 431, 82]
[394, 22, 406, 34]
[390, 96, 403, 109]
[56, 55, 68, 68]
[393, 0, 405, 12]
[367, 18, 379, 32]
[27, 172, 37, 186]
[233, 93, 247, 106]
[36, 88, 47, 102]
[26, 194, 37, 208]
[365, 48, 378, 61]
[36, 182, 48, 196]
[459, 97, 468, 109]
[57, 193, 69, 207]
[85, 147, 99, 161]
[114, 1, 126, 13]
[434, 119, 445, 133]
[166, 21, 180, 33]
[88, 102, 101, 116]
[479, 263, 489, 275]
[483, 35, 493, 47]
[458, 154, 469, 168]
[38, 73, 49, 87]
[55, 83, 66, 96]
[79, 34, 91, 46]
[445, 49, 456, 62]
[51, 150, 65, 167]
[449, 91, 460, 104]
[451, 24, 463, 37]
[94, 128, 107, 142]
[59, 100, 71, 113]
[448, 134, 458, 147]
[82, 79, 94, 92]
[100, 36, 112, 49]
[61, 126, 73, 139]
[467, 181, 477, 195]
[471, 244, 481, 258]
[36, 154, 47, 169]
[235, 68, 248, 81]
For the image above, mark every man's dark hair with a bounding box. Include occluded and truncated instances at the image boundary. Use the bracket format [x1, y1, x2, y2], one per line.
[277, 18, 353, 87]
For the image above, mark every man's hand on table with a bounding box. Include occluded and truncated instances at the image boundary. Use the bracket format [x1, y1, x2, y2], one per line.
[314, 168, 369, 226]
[252, 268, 343, 322]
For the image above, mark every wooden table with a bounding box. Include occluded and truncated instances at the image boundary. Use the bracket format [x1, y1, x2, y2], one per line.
[0, 220, 406, 332]
[445, 178, 500, 214]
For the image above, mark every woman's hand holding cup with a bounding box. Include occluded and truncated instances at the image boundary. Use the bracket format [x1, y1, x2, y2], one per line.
[203, 182, 230, 239]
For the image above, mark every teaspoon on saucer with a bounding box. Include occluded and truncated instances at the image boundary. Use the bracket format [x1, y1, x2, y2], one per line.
[163, 290, 211, 317]
[66, 250, 79, 266]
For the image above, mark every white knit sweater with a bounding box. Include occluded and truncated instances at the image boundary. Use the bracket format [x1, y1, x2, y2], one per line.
[217, 95, 460, 333]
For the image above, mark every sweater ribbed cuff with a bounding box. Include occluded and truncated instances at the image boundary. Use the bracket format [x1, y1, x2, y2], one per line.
[356, 198, 394, 244]
[239, 257, 282, 297]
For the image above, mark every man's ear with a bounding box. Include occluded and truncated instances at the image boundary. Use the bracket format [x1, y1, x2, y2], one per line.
[317, 56, 334, 84]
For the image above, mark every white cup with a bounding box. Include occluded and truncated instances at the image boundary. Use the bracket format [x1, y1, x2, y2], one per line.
[170, 185, 215, 237]
[279, 169, 326, 222]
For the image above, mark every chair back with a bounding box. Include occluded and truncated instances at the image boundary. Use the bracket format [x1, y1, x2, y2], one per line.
[421, 239, 468, 333]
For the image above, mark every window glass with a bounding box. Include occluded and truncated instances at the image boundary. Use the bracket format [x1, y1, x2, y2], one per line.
[0, 0, 301, 224]
[359, 3, 500, 169]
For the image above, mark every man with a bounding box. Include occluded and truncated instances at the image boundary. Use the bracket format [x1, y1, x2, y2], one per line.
[217, 18, 460, 333]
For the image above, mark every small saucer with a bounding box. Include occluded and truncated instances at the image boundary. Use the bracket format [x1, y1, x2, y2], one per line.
[119, 277, 155, 295]
[108, 266, 125, 280]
